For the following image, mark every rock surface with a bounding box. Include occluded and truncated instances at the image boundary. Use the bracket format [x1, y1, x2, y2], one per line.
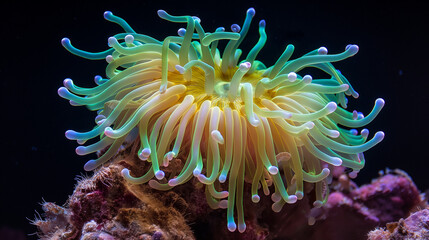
[33, 153, 426, 240]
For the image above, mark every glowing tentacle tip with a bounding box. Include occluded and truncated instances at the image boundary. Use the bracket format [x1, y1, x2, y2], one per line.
[83, 160, 97, 171]
[302, 75, 312, 84]
[95, 114, 106, 122]
[321, 168, 330, 176]
[107, 36, 118, 47]
[155, 170, 165, 180]
[121, 168, 130, 177]
[287, 195, 298, 204]
[330, 130, 340, 138]
[304, 121, 315, 129]
[318, 46, 328, 55]
[272, 201, 283, 212]
[288, 72, 297, 82]
[63, 78, 73, 88]
[106, 55, 114, 63]
[326, 102, 338, 113]
[61, 37, 70, 47]
[345, 44, 359, 55]
[175, 65, 185, 74]
[211, 130, 224, 144]
[248, 114, 260, 127]
[375, 98, 385, 107]
[103, 11, 113, 19]
[192, 16, 201, 23]
[353, 110, 358, 120]
[177, 28, 186, 37]
[247, 7, 256, 16]
[57, 87, 70, 98]
[69, 100, 82, 106]
[330, 157, 343, 166]
[165, 152, 175, 161]
[238, 223, 246, 233]
[168, 178, 178, 187]
[361, 129, 369, 138]
[94, 75, 103, 84]
[251, 194, 260, 203]
[75, 146, 86, 156]
[268, 166, 279, 175]
[104, 127, 115, 137]
[228, 222, 237, 232]
[295, 191, 304, 200]
[231, 24, 241, 33]
[95, 115, 106, 125]
[340, 84, 350, 91]
[219, 174, 227, 183]
[374, 131, 385, 141]
[159, 84, 167, 93]
[157, 10, 167, 18]
[124, 34, 134, 44]
[271, 192, 281, 202]
[139, 148, 151, 160]
[239, 61, 251, 71]
[65, 130, 78, 140]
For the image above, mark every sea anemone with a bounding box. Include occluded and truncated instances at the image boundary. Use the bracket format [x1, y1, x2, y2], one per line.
[58, 8, 384, 232]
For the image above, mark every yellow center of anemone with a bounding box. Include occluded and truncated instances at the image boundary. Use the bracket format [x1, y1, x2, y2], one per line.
[168, 65, 264, 109]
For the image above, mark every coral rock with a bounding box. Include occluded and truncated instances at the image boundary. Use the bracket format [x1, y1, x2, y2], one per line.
[33, 164, 426, 240]
[33, 165, 194, 240]
[368, 208, 429, 240]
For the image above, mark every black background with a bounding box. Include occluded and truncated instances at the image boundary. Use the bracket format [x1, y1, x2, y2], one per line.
[1, 0, 428, 239]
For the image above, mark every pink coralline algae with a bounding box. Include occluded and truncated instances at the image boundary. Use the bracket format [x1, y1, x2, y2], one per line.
[351, 171, 423, 223]
[368, 208, 429, 240]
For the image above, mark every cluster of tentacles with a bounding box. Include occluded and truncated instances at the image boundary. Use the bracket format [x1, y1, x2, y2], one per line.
[58, 8, 384, 232]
